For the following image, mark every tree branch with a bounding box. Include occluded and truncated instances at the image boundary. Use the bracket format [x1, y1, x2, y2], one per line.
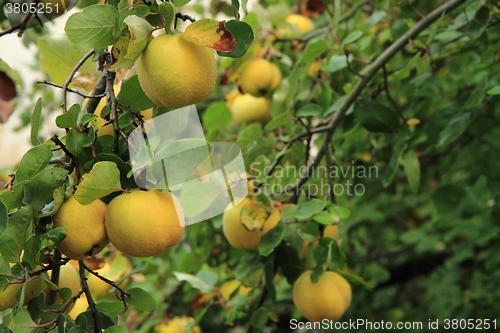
[290, 0, 467, 202]
[79, 260, 102, 333]
[62, 50, 95, 117]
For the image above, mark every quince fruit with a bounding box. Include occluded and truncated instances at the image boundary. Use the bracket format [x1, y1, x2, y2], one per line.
[231, 93, 271, 125]
[137, 34, 217, 109]
[292, 270, 351, 322]
[277, 14, 315, 38]
[0, 266, 45, 311]
[52, 196, 109, 260]
[222, 198, 280, 250]
[105, 190, 185, 257]
[155, 316, 200, 333]
[238, 59, 281, 97]
[86, 253, 133, 298]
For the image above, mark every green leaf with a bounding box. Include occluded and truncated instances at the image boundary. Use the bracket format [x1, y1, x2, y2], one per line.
[30, 98, 42, 146]
[329, 239, 346, 269]
[432, 184, 467, 212]
[250, 308, 269, 329]
[326, 203, 351, 219]
[0, 206, 33, 263]
[293, 199, 326, 221]
[74, 161, 121, 205]
[297, 222, 320, 242]
[100, 325, 126, 333]
[37, 34, 96, 86]
[465, 6, 491, 39]
[55, 104, 80, 129]
[465, 77, 488, 109]
[217, 20, 254, 58]
[0, 190, 24, 211]
[47, 227, 66, 244]
[437, 113, 471, 147]
[180, 182, 221, 218]
[66, 128, 95, 156]
[321, 54, 354, 73]
[11, 307, 37, 333]
[340, 31, 363, 47]
[65, 5, 120, 49]
[22, 168, 69, 212]
[173, 272, 214, 293]
[354, 99, 400, 132]
[0, 200, 7, 236]
[117, 75, 155, 111]
[300, 39, 328, 64]
[258, 220, 285, 257]
[126, 288, 156, 312]
[202, 101, 232, 130]
[296, 104, 322, 117]
[265, 112, 292, 131]
[403, 150, 420, 193]
[275, 244, 303, 284]
[173, 0, 191, 6]
[14, 144, 52, 186]
[487, 86, 500, 95]
[312, 211, 335, 225]
[335, 269, 374, 291]
[390, 20, 408, 41]
[383, 143, 407, 187]
[123, 15, 153, 59]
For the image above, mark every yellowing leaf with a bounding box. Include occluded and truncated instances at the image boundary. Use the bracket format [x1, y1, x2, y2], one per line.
[180, 19, 236, 53]
[240, 193, 273, 231]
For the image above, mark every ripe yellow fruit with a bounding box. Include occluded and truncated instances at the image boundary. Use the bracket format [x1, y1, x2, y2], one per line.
[68, 296, 88, 319]
[278, 14, 315, 37]
[86, 254, 133, 298]
[292, 270, 351, 322]
[137, 34, 217, 109]
[0, 267, 45, 311]
[301, 224, 339, 258]
[48, 263, 81, 304]
[222, 198, 280, 250]
[231, 94, 271, 125]
[52, 196, 109, 260]
[105, 190, 185, 257]
[238, 59, 281, 97]
[225, 89, 242, 110]
[155, 316, 200, 333]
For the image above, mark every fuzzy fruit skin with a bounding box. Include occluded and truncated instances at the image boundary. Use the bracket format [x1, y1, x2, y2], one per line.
[222, 198, 280, 250]
[292, 270, 351, 322]
[105, 190, 185, 257]
[87, 254, 133, 297]
[231, 94, 271, 125]
[52, 196, 109, 260]
[279, 14, 315, 37]
[0, 267, 45, 311]
[239, 59, 282, 97]
[68, 296, 88, 319]
[137, 34, 217, 109]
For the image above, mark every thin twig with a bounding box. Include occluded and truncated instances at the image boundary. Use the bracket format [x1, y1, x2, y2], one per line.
[62, 50, 95, 116]
[406, 0, 425, 18]
[79, 260, 102, 333]
[383, 65, 407, 123]
[344, 50, 364, 78]
[83, 263, 131, 298]
[38, 81, 105, 99]
[51, 135, 80, 181]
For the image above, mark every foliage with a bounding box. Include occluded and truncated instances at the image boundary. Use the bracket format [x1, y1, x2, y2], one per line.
[1, 0, 500, 332]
